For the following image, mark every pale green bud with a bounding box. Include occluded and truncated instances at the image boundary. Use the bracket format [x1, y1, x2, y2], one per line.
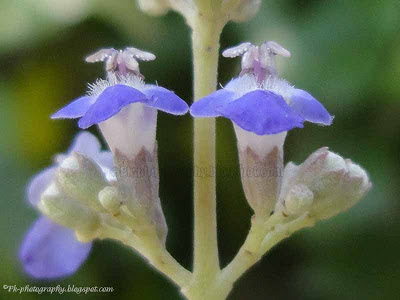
[279, 162, 300, 201]
[99, 186, 121, 216]
[56, 152, 109, 212]
[137, 0, 170, 16]
[38, 183, 101, 238]
[284, 184, 314, 215]
[280, 148, 371, 219]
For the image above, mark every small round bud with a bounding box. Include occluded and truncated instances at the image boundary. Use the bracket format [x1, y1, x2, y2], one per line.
[60, 155, 80, 170]
[56, 152, 109, 213]
[284, 184, 313, 215]
[137, 0, 170, 16]
[38, 183, 101, 236]
[281, 148, 371, 220]
[99, 186, 121, 216]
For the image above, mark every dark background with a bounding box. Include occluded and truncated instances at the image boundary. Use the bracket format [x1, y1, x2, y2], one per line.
[1, 0, 399, 299]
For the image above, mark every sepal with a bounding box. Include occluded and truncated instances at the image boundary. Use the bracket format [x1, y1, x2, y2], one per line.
[238, 145, 283, 215]
[114, 145, 168, 243]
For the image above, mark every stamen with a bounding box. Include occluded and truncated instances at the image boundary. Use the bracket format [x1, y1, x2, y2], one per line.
[85, 47, 156, 79]
[223, 41, 291, 84]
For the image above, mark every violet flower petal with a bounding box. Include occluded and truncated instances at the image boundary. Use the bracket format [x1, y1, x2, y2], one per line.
[144, 86, 189, 115]
[26, 167, 56, 206]
[51, 96, 95, 119]
[94, 152, 114, 171]
[56, 132, 114, 170]
[217, 90, 304, 135]
[19, 216, 91, 279]
[290, 89, 333, 125]
[190, 89, 236, 117]
[27, 132, 109, 206]
[78, 84, 148, 129]
[68, 131, 102, 154]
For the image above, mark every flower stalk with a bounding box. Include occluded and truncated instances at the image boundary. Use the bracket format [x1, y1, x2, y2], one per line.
[99, 221, 192, 288]
[218, 213, 315, 294]
[192, 14, 224, 282]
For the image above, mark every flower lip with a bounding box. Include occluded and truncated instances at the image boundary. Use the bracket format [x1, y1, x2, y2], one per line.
[19, 216, 92, 279]
[143, 86, 189, 115]
[290, 89, 333, 125]
[216, 89, 304, 135]
[78, 84, 149, 129]
[190, 89, 235, 117]
[52, 78, 189, 129]
[51, 96, 95, 120]
[190, 74, 332, 135]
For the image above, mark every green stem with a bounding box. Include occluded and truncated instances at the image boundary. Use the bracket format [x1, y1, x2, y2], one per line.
[100, 225, 192, 288]
[215, 213, 315, 297]
[192, 15, 224, 282]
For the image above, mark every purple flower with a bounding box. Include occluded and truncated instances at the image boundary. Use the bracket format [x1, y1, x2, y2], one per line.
[52, 48, 188, 159]
[19, 132, 113, 279]
[191, 41, 333, 158]
[190, 74, 332, 135]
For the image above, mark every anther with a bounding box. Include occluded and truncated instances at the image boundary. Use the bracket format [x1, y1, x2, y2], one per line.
[85, 47, 156, 78]
[222, 41, 290, 84]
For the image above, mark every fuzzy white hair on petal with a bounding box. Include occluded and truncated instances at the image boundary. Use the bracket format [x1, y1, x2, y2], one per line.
[87, 73, 146, 98]
[224, 74, 295, 104]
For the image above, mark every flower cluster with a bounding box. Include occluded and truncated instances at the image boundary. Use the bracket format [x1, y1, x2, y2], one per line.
[20, 42, 370, 280]
[21, 47, 187, 278]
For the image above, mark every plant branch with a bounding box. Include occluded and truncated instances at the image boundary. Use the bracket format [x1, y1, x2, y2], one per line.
[216, 213, 315, 296]
[191, 15, 225, 282]
[100, 224, 192, 288]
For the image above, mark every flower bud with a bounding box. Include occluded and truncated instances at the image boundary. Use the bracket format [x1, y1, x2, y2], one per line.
[230, 0, 261, 23]
[279, 148, 371, 219]
[137, 0, 170, 16]
[56, 152, 109, 212]
[99, 186, 121, 216]
[38, 183, 101, 238]
[284, 184, 313, 215]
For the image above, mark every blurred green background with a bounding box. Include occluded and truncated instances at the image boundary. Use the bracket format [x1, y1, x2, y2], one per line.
[1, 0, 399, 299]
